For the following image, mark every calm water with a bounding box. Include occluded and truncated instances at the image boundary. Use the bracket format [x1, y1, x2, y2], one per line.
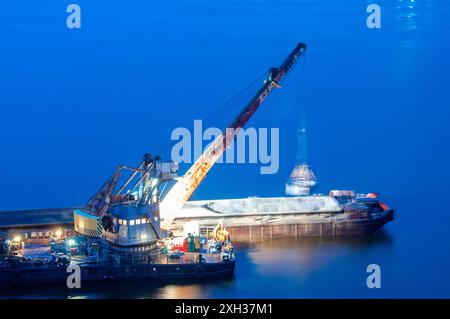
[1, 0, 450, 298]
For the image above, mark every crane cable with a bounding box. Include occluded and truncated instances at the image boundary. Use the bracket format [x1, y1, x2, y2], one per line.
[151, 71, 267, 157]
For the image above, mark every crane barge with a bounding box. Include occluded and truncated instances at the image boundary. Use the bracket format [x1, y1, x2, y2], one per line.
[0, 43, 308, 285]
[0, 42, 394, 285]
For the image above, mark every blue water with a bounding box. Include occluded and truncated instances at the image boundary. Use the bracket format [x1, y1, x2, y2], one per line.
[1, 0, 450, 298]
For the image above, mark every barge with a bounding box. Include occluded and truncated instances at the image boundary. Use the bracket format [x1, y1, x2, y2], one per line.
[0, 192, 394, 243]
[170, 193, 394, 241]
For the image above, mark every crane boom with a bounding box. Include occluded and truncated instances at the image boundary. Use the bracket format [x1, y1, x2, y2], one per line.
[160, 43, 307, 228]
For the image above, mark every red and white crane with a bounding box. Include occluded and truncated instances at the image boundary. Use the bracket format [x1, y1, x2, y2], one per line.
[160, 43, 307, 229]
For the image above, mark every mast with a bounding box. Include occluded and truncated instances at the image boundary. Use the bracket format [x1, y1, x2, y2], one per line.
[160, 43, 307, 228]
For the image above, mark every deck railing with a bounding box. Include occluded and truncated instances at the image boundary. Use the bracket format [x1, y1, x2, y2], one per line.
[122, 251, 225, 265]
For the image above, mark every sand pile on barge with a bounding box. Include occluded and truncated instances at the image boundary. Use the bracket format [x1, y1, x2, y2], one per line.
[180, 196, 342, 218]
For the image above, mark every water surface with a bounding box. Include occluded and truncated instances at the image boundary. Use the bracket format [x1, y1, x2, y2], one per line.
[1, 0, 449, 298]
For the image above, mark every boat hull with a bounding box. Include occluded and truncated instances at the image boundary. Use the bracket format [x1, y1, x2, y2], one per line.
[0, 260, 235, 286]
[179, 210, 394, 241]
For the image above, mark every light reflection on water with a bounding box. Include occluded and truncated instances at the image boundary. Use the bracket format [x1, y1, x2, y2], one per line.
[0, 233, 394, 299]
[395, 0, 435, 31]
[242, 233, 394, 280]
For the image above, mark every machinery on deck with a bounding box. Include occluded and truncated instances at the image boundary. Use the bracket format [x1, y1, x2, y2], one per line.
[208, 223, 230, 242]
[74, 154, 178, 249]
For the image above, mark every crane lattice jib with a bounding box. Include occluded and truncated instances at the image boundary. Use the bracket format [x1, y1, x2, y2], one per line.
[179, 43, 307, 203]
